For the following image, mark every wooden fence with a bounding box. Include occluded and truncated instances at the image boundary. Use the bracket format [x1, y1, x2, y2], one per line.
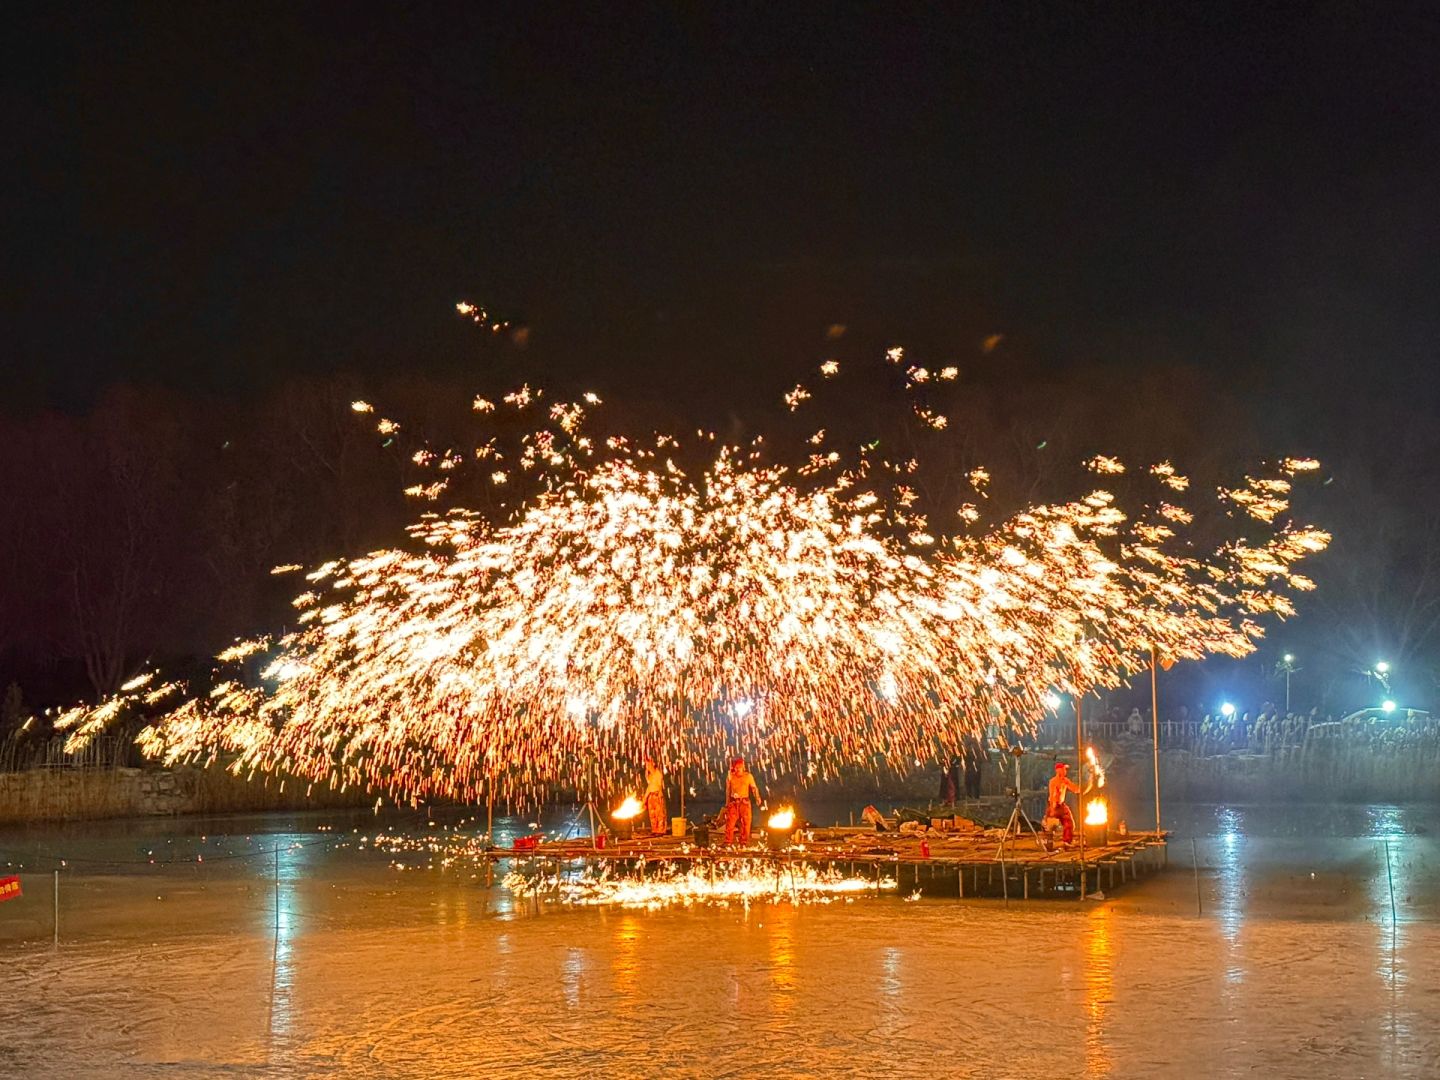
[0, 735, 131, 774]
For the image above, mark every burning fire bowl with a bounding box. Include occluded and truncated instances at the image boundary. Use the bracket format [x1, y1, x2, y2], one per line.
[765, 807, 800, 849]
[1083, 798, 1110, 847]
[765, 826, 798, 851]
[610, 796, 644, 840]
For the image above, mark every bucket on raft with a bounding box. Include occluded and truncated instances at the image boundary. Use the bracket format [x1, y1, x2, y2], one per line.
[671, 817, 687, 838]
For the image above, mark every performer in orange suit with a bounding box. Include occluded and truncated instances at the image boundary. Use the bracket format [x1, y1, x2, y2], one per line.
[723, 757, 761, 844]
[643, 757, 667, 835]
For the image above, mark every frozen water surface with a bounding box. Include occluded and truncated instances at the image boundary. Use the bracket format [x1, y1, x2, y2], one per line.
[2, 802, 1438, 1078]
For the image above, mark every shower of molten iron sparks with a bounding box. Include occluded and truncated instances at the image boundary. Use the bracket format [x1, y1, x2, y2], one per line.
[504, 861, 895, 909]
[611, 796, 644, 821]
[1085, 798, 1109, 826]
[767, 806, 797, 830]
[54, 335, 1329, 807]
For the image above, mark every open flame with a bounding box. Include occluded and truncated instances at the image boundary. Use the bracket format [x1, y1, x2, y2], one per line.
[611, 795, 644, 821]
[767, 806, 796, 830]
[1084, 797, 1108, 826]
[1085, 745, 1106, 788]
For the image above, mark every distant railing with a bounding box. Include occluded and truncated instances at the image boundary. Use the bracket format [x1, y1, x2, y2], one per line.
[1037, 719, 1203, 749]
[0, 735, 130, 773]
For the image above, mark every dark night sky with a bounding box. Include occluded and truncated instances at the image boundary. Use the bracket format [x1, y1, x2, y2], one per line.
[4, 3, 1439, 422]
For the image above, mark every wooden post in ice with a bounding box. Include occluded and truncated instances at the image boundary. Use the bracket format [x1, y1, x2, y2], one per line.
[53, 869, 59, 950]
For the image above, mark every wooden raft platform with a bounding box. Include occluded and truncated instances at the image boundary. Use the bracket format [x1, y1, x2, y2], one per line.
[496, 825, 1169, 901]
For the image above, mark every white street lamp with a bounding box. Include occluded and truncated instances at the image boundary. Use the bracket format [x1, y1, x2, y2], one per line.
[1277, 653, 1298, 712]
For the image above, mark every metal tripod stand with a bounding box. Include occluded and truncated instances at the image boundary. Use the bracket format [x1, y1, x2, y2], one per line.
[992, 745, 1046, 861]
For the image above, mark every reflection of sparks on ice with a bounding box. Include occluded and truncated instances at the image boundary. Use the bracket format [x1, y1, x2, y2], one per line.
[504, 862, 897, 910]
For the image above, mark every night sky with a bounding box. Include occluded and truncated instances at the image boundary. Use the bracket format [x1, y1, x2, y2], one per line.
[6, 4, 1439, 421]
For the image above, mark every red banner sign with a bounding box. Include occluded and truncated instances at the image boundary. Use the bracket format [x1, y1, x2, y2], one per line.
[0, 875, 20, 903]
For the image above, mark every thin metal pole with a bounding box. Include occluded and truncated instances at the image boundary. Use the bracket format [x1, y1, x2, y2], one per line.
[53, 869, 59, 950]
[679, 763, 685, 820]
[1151, 645, 1162, 836]
[1076, 693, 1086, 874]
[1191, 838, 1202, 916]
[1384, 840, 1397, 926]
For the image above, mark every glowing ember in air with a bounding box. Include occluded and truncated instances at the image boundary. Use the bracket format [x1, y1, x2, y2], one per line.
[767, 806, 796, 830]
[504, 862, 895, 909]
[611, 796, 644, 821]
[1085, 798, 1108, 826]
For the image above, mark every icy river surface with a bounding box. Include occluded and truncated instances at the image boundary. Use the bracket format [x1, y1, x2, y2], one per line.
[2, 802, 1438, 1079]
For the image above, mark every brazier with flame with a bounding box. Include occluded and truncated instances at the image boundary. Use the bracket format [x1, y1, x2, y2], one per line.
[1083, 796, 1109, 847]
[765, 806, 799, 850]
[610, 795, 643, 840]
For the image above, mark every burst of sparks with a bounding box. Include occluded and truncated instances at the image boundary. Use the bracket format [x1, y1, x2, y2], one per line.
[504, 861, 896, 909]
[1086, 455, 1126, 475]
[57, 346, 1329, 808]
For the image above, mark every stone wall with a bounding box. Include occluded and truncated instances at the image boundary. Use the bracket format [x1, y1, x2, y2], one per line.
[0, 768, 171, 824]
[0, 765, 370, 824]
